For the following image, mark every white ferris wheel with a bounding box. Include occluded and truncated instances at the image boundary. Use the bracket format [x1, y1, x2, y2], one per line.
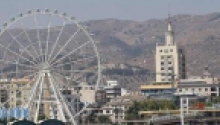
[0, 9, 101, 124]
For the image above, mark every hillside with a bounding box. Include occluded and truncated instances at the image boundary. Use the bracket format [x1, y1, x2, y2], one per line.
[1, 12, 220, 89]
[84, 13, 220, 78]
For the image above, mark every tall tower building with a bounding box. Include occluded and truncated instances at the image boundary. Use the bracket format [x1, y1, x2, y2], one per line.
[155, 19, 186, 82]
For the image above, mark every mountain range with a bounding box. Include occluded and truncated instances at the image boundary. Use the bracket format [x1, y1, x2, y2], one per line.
[84, 12, 220, 79]
[1, 12, 220, 89]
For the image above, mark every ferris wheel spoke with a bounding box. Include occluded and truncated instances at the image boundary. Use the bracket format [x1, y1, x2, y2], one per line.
[1, 70, 34, 75]
[18, 20, 41, 63]
[0, 72, 38, 108]
[52, 71, 82, 84]
[2, 40, 15, 60]
[51, 41, 91, 66]
[48, 73, 66, 121]
[49, 28, 81, 64]
[21, 71, 39, 80]
[0, 41, 37, 65]
[52, 72, 73, 85]
[51, 55, 97, 68]
[52, 76, 77, 114]
[33, 15, 43, 61]
[52, 69, 95, 74]
[0, 60, 36, 70]
[25, 73, 42, 109]
[62, 30, 71, 38]
[48, 21, 67, 61]
[0, 97, 12, 108]
[50, 75, 77, 125]
[34, 74, 44, 122]
[5, 29, 38, 64]
[0, 70, 37, 77]
[45, 15, 52, 62]
[51, 72, 75, 89]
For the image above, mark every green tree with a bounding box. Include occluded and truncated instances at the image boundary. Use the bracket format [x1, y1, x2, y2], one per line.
[213, 97, 220, 103]
[125, 100, 177, 120]
[0, 118, 7, 125]
[113, 108, 120, 123]
[192, 101, 212, 107]
[97, 116, 111, 123]
[125, 101, 142, 120]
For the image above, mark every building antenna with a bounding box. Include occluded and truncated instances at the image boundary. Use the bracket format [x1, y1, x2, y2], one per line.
[168, 0, 171, 22]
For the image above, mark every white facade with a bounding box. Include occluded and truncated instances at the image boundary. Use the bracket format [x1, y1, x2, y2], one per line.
[106, 80, 118, 87]
[98, 94, 147, 123]
[121, 88, 130, 96]
[78, 82, 96, 104]
[155, 21, 186, 82]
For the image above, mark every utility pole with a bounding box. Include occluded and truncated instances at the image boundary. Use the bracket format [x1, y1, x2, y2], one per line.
[180, 97, 189, 125]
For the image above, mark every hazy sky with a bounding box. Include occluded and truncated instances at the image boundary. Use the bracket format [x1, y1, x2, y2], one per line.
[0, 0, 220, 23]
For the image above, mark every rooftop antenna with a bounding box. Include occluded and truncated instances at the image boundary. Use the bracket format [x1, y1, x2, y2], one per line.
[168, 0, 171, 22]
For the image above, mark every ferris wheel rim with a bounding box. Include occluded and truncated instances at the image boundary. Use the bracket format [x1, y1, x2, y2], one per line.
[0, 9, 101, 86]
[0, 9, 101, 124]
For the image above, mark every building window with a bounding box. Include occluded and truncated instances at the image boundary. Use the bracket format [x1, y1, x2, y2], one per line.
[211, 87, 216, 91]
[161, 67, 164, 70]
[170, 49, 173, 52]
[164, 49, 168, 53]
[211, 93, 217, 97]
[199, 88, 202, 91]
[161, 62, 164, 65]
[161, 56, 164, 59]
[168, 56, 171, 58]
[179, 89, 182, 92]
[168, 61, 172, 64]
[205, 88, 208, 91]
[160, 50, 163, 52]
[106, 110, 110, 114]
[168, 67, 173, 70]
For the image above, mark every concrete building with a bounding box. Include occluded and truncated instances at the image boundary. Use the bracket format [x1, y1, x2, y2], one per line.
[97, 94, 148, 123]
[176, 80, 220, 97]
[106, 80, 118, 87]
[176, 69, 220, 97]
[0, 79, 10, 108]
[155, 19, 186, 82]
[104, 80, 130, 101]
[95, 89, 107, 107]
[140, 78, 220, 99]
[140, 82, 175, 96]
[75, 82, 96, 104]
[9, 78, 31, 108]
[0, 78, 31, 108]
[105, 85, 122, 102]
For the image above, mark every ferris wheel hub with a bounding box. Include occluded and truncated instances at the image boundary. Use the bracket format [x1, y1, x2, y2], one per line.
[37, 62, 51, 71]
